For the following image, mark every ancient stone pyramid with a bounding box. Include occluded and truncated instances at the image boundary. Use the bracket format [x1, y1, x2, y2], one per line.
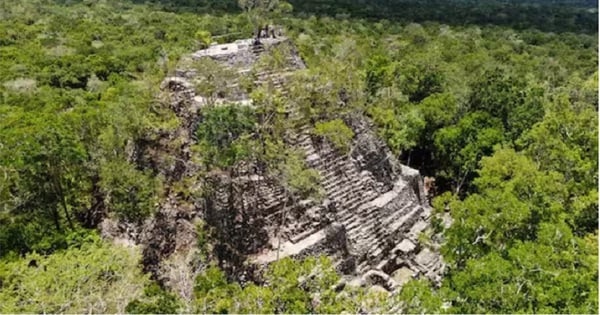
[159, 35, 445, 290]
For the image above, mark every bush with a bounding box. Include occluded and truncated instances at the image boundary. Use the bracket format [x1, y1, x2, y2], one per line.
[196, 105, 257, 168]
[313, 119, 355, 153]
[0, 240, 150, 313]
[99, 161, 163, 222]
[125, 283, 183, 314]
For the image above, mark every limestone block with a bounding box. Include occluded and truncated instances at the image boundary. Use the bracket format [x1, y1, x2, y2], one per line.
[391, 267, 415, 287]
[395, 239, 417, 255]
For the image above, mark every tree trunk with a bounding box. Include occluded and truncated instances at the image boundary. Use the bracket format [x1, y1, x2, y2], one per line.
[84, 175, 105, 228]
[255, 25, 262, 44]
[52, 207, 61, 231]
[455, 170, 470, 196]
[48, 161, 74, 230]
[54, 169, 74, 230]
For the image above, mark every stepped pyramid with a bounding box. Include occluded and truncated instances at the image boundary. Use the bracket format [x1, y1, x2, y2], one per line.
[160, 34, 445, 289]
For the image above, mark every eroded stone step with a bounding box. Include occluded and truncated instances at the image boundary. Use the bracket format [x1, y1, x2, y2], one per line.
[357, 261, 370, 273]
[390, 206, 424, 233]
[344, 218, 361, 232]
[290, 226, 321, 244]
[378, 202, 411, 227]
[252, 229, 327, 264]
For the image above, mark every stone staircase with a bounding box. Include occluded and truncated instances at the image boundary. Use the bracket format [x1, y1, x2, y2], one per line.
[283, 124, 432, 274]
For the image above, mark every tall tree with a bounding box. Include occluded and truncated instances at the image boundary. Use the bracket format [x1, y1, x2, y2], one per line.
[0, 238, 150, 313]
[238, 0, 292, 41]
[439, 149, 598, 314]
[433, 112, 505, 195]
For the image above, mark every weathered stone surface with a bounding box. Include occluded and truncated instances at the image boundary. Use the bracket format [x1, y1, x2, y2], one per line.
[362, 270, 396, 291]
[392, 267, 415, 287]
[414, 248, 438, 269]
[348, 116, 400, 192]
[396, 239, 417, 254]
[368, 285, 390, 296]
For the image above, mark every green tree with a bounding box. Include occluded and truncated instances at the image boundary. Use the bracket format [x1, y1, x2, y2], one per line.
[439, 149, 598, 314]
[192, 256, 368, 313]
[196, 104, 257, 169]
[126, 283, 183, 314]
[193, 265, 243, 314]
[238, 0, 292, 40]
[193, 58, 238, 106]
[99, 160, 162, 222]
[444, 226, 597, 314]
[393, 279, 443, 314]
[418, 92, 459, 133]
[398, 62, 444, 103]
[443, 149, 568, 264]
[0, 109, 96, 256]
[278, 149, 322, 198]
[364, 54, 394, 98]
[434, 112, 505, 194]
[519, 92, 598, 234]
[368, 88, 425, 158]
[0, 238, 150, 313]
[313, 119, 355, 153]
[468, 68, 544, 141]
[1, 114, 88, 231]
[195, 30, 212, 49]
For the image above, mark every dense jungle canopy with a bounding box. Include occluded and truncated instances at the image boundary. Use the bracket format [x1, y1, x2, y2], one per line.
[0, 0, 597, 313]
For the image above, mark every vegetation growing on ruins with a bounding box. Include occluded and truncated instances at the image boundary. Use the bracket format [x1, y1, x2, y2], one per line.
[0, 0, 597, 313]
[313, 119, 355, 153]
[196, 105, 257, 168]
[190, 257, 384, 314]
